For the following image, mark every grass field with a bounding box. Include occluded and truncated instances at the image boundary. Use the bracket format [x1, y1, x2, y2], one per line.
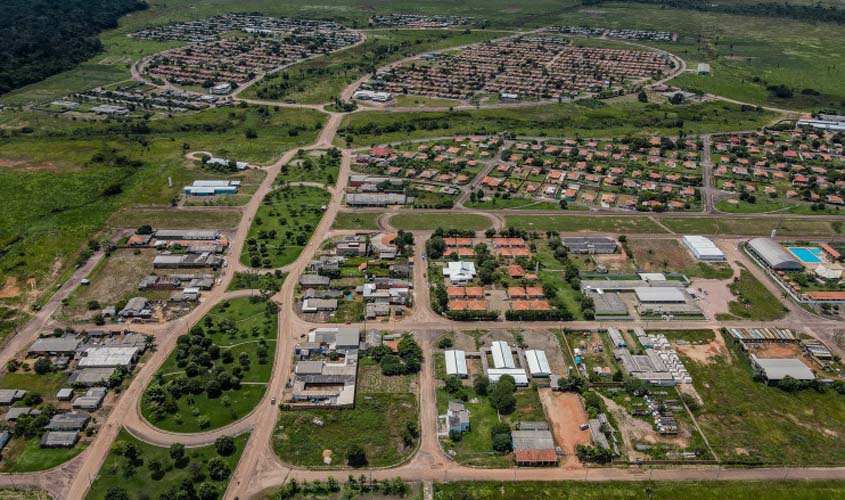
[389, 213, 492, 231]
[274, 359, 418, 468]
[716, 199, 843, 216]
[685, 335, 845, 465]
[464, 198, 566, 211]
[107, 208, 242, 229]
[242, 29, 508, 104]
[626, 239, 733, 280]
[435, 480, 845, 499]
[228, 271, 286, 293]
[331, 212, 382, 230]
[503, 215, 844, 237]
[141, 297, 277, 432]
[0, 104, 318, 335]
[86, 429, 247, 500]
[338, 101, 777, 147]
[278, 150, 341, 186]
[241, 185, 330, 268]
[720, 270, 787, 321]
[0, 439, 88, 473]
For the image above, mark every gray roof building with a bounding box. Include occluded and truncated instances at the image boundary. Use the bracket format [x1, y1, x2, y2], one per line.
[40, 431, 79, 448]
[589, 292, 628, 316]
[299, 274, 330, 288]
[0, 389, 26, 405]
[68, 368, 116, 386]
[28, 335, 81, 354]
[747, 238, 803, 271]
[511, 429, 556, 451]
[562, 237, 617, 254]
[154, 229, 221, 241]
[45, 413, 90, 431]
[72, 387, 108, 410]
[4, 407, 31, 421]
[751, 355, 815, 381]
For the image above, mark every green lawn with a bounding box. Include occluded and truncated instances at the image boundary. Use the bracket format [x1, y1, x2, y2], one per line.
[242, 29, 508, 104]
[227, 271, 286, 293]
[278, 149, 341, 186]
[0, 371, 67, 397]
[141, 296, 277, 432]
[338, 101, 777, 147]
[86, 429, 247, 500]
[437, 388, 510, 468]
[435, 480, 845, 499]
[0, 438, 88, 473]
[685, 335, 845, 465]
[274, 360, 418, 468]
[720, 270, 787, 321]
[464, 198, 568, 211]
[331, 212, 382, 230]
[505, 215, 665, 233]
[716, 199, 844, 216]
[241, 185, 330, 268]
[389, 213, 491, 231]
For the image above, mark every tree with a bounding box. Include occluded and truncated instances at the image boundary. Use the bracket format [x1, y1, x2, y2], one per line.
[169, 443, 187, 467]
[444, 375, 464, 396]
[346, 445, 368, 467]
[473, 375, 490, 396]
[147, 457, 164, 480]
[197, 483, 218, 500]
[215, 435, 236, 456]
[638, 90, 648, 103]
[33, 356, 52, 375]
[437, 337, 454, 349]
[105, 487, 130, 500]
[207, 457, 231, 480]
[490, 381, 516, 414]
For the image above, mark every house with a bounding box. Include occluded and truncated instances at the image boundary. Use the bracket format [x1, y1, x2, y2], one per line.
[446, 401, 471, 433]
[28, 335, 81, 355]
[299, 274, 330, 288]
[562, 237, 617, 254]
[71, 387, 108, 410]
[302, 299, 338, 313]
[0, 389, 26, 406]
[45, 413, 90, 432]
[40, 432, 80, 449]
[210, 82, 233, 95]
[119, 297, 151, 318]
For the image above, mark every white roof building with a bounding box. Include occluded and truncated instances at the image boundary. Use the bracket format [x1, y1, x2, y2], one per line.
[634, 287, 688, 303]
[445, 350, 468, 378]
[524, 350, 551, 377]
[443, 261, 477, 284]
[491, 341, 515, 369]
[487, 368, 529, 386]
[815, 266, 843, 280]
[682, 235, 726, 261]
[77, 347, 139, 368]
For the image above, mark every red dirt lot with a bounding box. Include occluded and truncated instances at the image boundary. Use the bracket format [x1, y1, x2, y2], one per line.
[540, 388, 591, 468]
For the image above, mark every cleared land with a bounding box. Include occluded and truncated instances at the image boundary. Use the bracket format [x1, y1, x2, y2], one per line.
[331, 212, 382, 230]
[719, 270, 787, 321]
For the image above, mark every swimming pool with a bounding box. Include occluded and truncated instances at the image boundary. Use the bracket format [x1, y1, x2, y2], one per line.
[788, 247, 823, 264]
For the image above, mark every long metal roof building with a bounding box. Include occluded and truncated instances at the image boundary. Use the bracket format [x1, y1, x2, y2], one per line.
[491, 341, 515, 369]
[445, 350, 468, 378]
[747, 238, 803, 271]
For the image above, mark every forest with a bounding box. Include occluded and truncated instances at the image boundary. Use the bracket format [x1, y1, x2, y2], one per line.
[0, 0, 148, 95]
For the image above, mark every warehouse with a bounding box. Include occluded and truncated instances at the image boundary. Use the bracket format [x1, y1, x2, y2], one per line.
[487, 368, 529, 385]
[525, 350, 551, 377]
[581, 279, 685, 293]
[45, 413, 90, 432]
[346, 193, 409, 207]
[28, 335, 81, 355]
[491, 341, 516, 369]
[751, 355, 815, 382]
[608, 328, 627, 348]
[154, 229, 221, 241]
[682, 235, 725, 261]
[512, 423, 557, 465]
[72, 387, 108, 410]
[634, 287, 689, 304]
[445, 350, 468, 378]
[746, 238, 803, 271]
[67, 368, 116, 386]
[183, 180, 240, 196]
[588, 291, 628, 317]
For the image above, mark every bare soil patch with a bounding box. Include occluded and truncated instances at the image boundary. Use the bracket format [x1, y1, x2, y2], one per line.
[674, 330, 729, 366]
[540, 389, 590, 468]
[0, 277, 21, 299]
[627, 238, 694, 272]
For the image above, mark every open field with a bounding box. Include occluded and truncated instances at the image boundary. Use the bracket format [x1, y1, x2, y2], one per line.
[435, 480, 845, 499]
[503, 215, 845, 237]
[141, 296, 277, 432]
[389, 213, 492, 231]
[243, 29, 509, 104]
[0, 104, 319, 333]
[719, 270, 787, 321]
[86, 429, 247, 500]
[0, 490, 51, 500]
[331, 212, 382, 230]
[338, 101, 776, 147]
[685, 333, 845, 465]
[107, 208, 242, 229]
[241, 185, 330, 268]
[274, 359, 419, 468]
[626, 238, 733, 279]
[0, 439, 88, 473]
